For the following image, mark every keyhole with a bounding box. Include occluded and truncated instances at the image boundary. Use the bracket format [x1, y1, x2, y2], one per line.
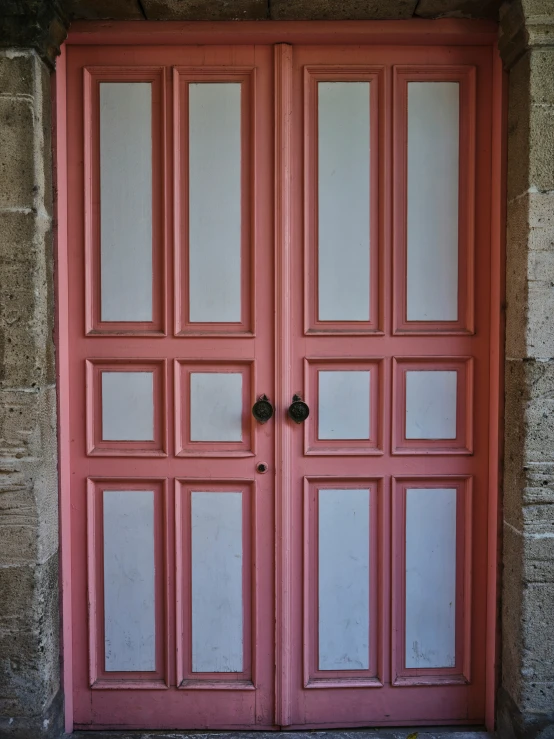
[256, 462, 268, 474]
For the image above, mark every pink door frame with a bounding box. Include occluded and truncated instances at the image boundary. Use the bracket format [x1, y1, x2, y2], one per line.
[54, 19, 506, 733]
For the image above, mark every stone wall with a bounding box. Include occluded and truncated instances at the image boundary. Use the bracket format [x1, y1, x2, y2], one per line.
[0, 49, 63, 738]
[499, 1, 554, 738]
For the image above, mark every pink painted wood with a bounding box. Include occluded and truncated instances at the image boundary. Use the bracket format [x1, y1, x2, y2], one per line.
[284, 43, 493, 728]
[58, 28, 502, 732]
[66, 43, 275, 729]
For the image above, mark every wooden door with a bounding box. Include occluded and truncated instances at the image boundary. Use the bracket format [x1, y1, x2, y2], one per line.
[67, 44, 276, 729]
[63, 36, 496, 731]
[281, 44, 492, 726]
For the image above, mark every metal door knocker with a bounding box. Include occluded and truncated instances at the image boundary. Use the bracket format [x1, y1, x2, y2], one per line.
[252, 395, 274, 424]
[288, 394, 310, 424]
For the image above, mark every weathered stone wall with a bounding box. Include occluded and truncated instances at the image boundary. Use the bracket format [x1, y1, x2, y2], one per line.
[0, 50, 62, 739]
[499, 1, 554, 738]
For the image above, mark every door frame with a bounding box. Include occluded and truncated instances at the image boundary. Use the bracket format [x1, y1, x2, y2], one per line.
[54, 20, 506, 733]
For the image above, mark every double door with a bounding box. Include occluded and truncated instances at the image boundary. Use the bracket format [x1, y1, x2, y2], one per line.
[66, 40, 493, 729]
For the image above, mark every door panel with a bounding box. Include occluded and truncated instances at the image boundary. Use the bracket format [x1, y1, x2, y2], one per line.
[67, 44, 275, 729]
[284, 44, 491, 726]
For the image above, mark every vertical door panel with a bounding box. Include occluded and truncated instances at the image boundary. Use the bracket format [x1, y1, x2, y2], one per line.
[406, 82, 459, 323]
[103, 490, 156, 672]
[304, 66, 382, 334]
[69, 44, 275, 730]
[191, 491, 244, 673]
[393, 66, 477, 334]
[99, 82, 153, 323]
[188, 83, 242, 324]
[174, 68, 255, 335]
[405, 487, 457, 668]
[84, 67, 165, 335]
[317, 82, 370, 322]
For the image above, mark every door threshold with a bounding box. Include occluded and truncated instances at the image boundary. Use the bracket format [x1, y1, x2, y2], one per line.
[68, 728, 490, 738]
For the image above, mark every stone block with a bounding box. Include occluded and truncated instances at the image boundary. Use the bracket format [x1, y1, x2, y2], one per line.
[523, 463, 554, 506]
[0, 262, 53, 389]
[67, 0, 144, 19]
[530, 51, 554, 106]
[0, 52, 35, 97]
[0, 97, 36, 209]
[523, 361, 554, 464]
[521, 0, 554, 18]
[523, 535, 554, 583]
[141, 0, 268, 20]
[527, 282, 554, 358]
[507, 52, 531, 200]
[529, 104, 554, 192]
[528, 192, 554, 252]
[415, 0, 501, 19]
[0, 555, 59, 718]
[504, 359, 528, 525]
[0, 386, 58, 559]
[270, 0, 417, 20]
[519, 584, 554, 684]
[502, 523, 525, 699]
[505, 193, 529, 360]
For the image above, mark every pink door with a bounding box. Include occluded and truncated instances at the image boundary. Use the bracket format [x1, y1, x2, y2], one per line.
[67, 44, 276, 729]
[282, 43, 492, 727]
[63, 36, 495, 730]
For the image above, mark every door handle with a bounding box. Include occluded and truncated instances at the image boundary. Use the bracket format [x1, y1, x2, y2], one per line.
[288, 394, 310, 424]
[252, 395, 274, 424]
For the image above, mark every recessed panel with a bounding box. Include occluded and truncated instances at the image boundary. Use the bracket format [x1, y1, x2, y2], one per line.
[318, 82, 370, 322]
[405, 487, 456, 669]
[190, 372, 243, 442]
[405, 370, 457, 440]
[189, 83, 241, 323]
[318, 370, 370, 440]
[191, 491, 243, 672]
[100, 83, 153, 323]
[407, 82, 459, 322]
[318, 488, 370, 671]
[103, 490, 155, 672]
[101, 371, 154, 441]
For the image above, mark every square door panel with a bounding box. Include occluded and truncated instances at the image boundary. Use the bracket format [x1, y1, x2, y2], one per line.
[175, 361, 254, 456]
[86, 478, 168, 688]
[304, 358, 383, 455]
[86, 359, 167, 456]
[303, 477, 382, 688]
[392, 357, 473, 454]
[392, 476, 472, 685]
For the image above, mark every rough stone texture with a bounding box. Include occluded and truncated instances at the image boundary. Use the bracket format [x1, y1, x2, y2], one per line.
[0, 50, 61, 739]
[270, 0, 418, 20]
[141, 0, 267, 20]
[500, 1, 554, 738]
[64, 0, 503, 21]
[0, 2, 69, 67]
[415, 0, 501, 19]
[65, 0, 144, 20]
